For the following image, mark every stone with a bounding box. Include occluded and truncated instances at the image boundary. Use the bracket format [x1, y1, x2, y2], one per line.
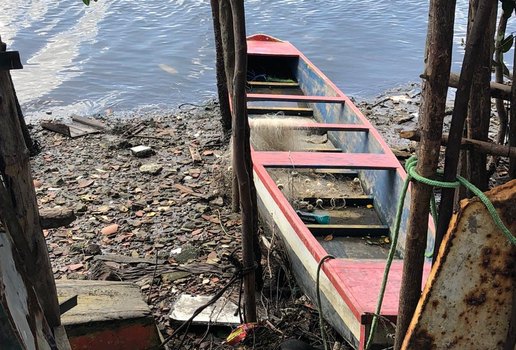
[101, 224, 119, 236]
[130, 145, 155, 158]
[139, 163, 163, 175]
[75, 204, 89, 214]
[171, 244, 199, 263]
[84, 243, 102, 256]
[209, 197, 224, 206]
[161, 271, 191, 284]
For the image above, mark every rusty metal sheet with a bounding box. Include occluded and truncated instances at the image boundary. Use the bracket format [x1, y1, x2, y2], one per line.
[402, 180, 516, 350]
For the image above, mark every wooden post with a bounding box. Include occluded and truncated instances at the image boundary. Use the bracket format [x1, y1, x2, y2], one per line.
[218, 0, 240, 212]
[466, 0, 497, 192]
[510, 50, 516, 179]
[491, 9, 510, 172]
[393, 0, 457, 348]
[228, 0, 257, 322]
[435, 0, 497, 261]
[210, 0, 232, 131]
[0, 40, 60, 328]
[0, 38, 37, 156]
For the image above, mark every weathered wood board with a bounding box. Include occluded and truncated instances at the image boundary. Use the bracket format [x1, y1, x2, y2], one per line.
[402, 180, 516, 349]
[57, 280, 161, 350]
[0, 231, 56, 350]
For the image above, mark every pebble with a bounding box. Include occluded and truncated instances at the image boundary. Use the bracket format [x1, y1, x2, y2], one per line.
[139, 163, 163, 175]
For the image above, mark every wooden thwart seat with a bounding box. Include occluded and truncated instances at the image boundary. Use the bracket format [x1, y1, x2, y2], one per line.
[248, 81, 300, 88]
[253, 151, 399, 169]
[248, 106, 314, 116]
[307, 224, 390, 237]
[247, 93, 347, 103]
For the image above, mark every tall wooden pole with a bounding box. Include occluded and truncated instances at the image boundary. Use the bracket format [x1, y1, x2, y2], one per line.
[228, 0, 257, 322]
[0, 39, 60, 328]
[393, 0, 456, 348]
[466, 0, 497, 192]
[510, 49, 516, 179]
[435, 0, 497, 259]
[218, 0, 240, 212]
[210, 0, 232, 131]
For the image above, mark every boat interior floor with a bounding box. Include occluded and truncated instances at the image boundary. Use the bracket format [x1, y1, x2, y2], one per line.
[247, 79, 400, 261]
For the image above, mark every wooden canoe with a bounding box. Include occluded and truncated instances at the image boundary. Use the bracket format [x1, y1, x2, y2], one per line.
[246, 34, 433, 349]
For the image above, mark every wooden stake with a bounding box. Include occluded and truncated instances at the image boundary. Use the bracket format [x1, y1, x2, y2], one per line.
[510, 48, 516, 179]
[218, 0, 240, 212]
[435, 0, 497, 262]
[228, 0, 257, 322]
[0, 51, 60, 327]
[393, 0, 456, 348]
[466, 0, 497, 192]
[491, 10, 510, 172]
[210, 0, 232, 131]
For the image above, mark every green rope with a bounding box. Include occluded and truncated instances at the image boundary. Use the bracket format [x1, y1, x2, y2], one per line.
[317, 254, 335, 350]
[365, 156, 515, 349]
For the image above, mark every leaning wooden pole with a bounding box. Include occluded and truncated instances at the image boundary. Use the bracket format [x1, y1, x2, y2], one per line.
[435, 0, 497, 259]
[229, 0, 257, 322]
[393, 0, 456, 348]
[210, 0, 232, 131]
[0, 42, 60, 328]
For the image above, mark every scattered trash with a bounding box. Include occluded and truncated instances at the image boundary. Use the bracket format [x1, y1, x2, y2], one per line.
[296, 210, 330, 224]
[41, 116, 106, 138]
[130, 145, 155, 158]
[169, 293, 240, 326]
[226, 323, 258, 346]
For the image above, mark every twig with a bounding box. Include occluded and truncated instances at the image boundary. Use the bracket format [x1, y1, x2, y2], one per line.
[131, 134, 170, 141]
[216, 209, 230, 236]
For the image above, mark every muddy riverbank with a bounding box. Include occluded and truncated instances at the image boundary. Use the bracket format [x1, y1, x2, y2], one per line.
[29, 84, 509, 349]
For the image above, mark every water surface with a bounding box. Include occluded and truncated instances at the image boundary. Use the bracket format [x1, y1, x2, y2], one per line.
[0, 0, 486, 118]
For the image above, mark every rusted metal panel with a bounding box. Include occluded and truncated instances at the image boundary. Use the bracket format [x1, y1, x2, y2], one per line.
[402, 180, 516, 350]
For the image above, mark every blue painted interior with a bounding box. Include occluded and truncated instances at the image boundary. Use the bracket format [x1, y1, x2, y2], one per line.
[294, 56, 434, 255]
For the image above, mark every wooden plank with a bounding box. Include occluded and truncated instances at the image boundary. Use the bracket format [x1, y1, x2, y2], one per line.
[248, 81, 299, 88]
[57, 280, 161, 350]
[247, 93, 346, 103]
[252, 151, 399, 170]
[307, 224, 389, 237]
[305, 147, 343, 153]
[1, 231, 57, 350]
[247, 106, 313, 116]
[402, 180, 516, 350]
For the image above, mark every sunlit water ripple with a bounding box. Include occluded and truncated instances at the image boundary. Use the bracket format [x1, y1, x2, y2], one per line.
[1, 0, 504, 119]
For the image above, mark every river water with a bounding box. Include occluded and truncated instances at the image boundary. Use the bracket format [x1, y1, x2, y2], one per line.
[1, 0, 475, 118]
